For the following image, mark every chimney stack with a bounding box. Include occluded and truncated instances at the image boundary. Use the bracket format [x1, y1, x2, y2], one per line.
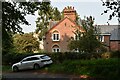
[63, 6, 76, 22]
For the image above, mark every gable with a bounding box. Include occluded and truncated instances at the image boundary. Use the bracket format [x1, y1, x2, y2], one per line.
[47, 17, 84, 33]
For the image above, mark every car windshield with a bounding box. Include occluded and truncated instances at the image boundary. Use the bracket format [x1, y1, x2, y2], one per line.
[40, 55, 50, 59]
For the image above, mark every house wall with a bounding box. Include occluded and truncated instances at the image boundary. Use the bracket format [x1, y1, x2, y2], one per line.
[110, 41, 120, 51]
[104, 35, 110, 46]
[119, 41, 120, 50]
[104, 35, 120, 51]
[104, 35, 110, 51]
[44, 18, 81, 52]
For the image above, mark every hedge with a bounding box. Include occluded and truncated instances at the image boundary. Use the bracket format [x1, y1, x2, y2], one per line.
[2, 51, 119, 65]
[47, 58, 120, 79]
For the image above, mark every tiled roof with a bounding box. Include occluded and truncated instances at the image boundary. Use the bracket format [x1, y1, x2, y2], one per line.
[49, 21, 59, 30]
[96, 25, 120, 40]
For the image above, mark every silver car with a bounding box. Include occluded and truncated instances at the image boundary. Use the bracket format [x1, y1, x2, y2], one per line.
[12, 54, 53, 72]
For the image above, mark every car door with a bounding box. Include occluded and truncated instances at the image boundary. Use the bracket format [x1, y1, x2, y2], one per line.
[20, 57, 33, 69]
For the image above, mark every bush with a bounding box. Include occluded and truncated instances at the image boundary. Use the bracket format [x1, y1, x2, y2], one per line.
[47, 58, 119, 79]
[2, 52, 35, 65]
[111, 51, 120, 58]
[101, 52, 111, 59]
[2, 52, 103, 65]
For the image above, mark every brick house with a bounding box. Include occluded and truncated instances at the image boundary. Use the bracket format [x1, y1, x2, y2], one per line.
[44, 6, 84, 52]
[43, 6, 120, 52]
[96, 25, 120, 51]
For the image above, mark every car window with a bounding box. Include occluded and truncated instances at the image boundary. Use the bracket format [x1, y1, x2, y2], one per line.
[40, 55, 49, 59]
[22, 58, 31, 62]
[22, 57, 39, 62]
[30, 57, 40, 60]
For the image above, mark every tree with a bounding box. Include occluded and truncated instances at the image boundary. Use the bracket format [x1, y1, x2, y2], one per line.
[12, 33, 39, 53]
[101, 0, 120, 23]
[2, 0, 50, 53]
[36, 1, 61, 40]
[52, 7, 61, 21]
[68, 16, 101, 53]
[2, 1, 40, 53]
[2, 1, 40, 33]
[35, 1, 52, 40]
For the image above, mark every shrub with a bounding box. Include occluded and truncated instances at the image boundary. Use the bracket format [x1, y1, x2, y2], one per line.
[2, 52, 35, 65]
[110, 50, 120, 58]
[2, 52, 103, 65]
[101, 52, 111, 59]
[47, 58, 119, 79]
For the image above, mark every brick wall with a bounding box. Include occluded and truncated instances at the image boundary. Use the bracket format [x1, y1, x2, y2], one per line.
[104, 35, 110, 51]
[110, 41, 120, 51]
[44, 18, 81, 52]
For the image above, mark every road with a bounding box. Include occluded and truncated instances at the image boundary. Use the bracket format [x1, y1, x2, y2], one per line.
[1, 70, 82, 80]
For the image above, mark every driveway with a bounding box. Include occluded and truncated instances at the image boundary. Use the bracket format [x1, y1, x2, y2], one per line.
[2, 70, 82, 80]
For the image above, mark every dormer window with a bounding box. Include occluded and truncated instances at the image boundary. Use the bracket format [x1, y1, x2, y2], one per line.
[52, 30, 60, 41]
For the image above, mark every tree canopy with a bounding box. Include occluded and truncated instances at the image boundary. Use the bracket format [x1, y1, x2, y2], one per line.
[36, 2, 61, 40]
[101, 0, 120, 23]
[2, 1, 40, 34]
[68, 16, 101, 53]
[12, 33, 39, 53]
[2, 1, 51, 53]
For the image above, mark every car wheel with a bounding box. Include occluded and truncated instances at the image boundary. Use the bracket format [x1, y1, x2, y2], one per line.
[13, 66, 19, 72]
[34, 64, 40, 70]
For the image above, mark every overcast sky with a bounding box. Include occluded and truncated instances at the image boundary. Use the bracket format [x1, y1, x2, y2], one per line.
[21, 0, 118, 33]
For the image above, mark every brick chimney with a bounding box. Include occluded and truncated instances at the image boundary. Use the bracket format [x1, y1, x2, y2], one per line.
[63, 6, 76, 22]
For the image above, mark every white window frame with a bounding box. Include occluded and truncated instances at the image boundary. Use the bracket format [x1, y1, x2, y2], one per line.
[52, 48, 60, 52]
[74, 48, 79, 52]
[99, 35, 104, 42]
[52, 33, 60, 41]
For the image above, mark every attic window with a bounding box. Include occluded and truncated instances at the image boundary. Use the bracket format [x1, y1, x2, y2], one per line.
[52, 30, 60, 41]
[53, 33, 59, 41]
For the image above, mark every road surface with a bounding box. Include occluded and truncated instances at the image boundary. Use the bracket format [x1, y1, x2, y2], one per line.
[2, 70, 83, 80]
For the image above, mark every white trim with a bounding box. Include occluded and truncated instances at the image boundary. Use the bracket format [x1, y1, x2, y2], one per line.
[74, 48, 79, 52]
[52, 44, 60, 52]
[99, 35, 104, 42]
[52, 30, 60, 41]
[100, 33, 111, 36]
[52, 33, 60, 41]
[102, 36, 104, 42]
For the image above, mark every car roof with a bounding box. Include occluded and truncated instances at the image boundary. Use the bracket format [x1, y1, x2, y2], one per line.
[24, 54, 46, 59]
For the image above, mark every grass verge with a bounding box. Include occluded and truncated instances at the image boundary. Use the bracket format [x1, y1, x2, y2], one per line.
[2, 65, 11, 72]
[43, 58, 119, 79]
